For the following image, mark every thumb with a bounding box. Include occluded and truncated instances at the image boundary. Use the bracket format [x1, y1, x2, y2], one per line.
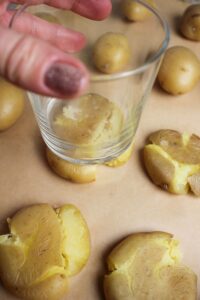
[0, 26, 89, 98]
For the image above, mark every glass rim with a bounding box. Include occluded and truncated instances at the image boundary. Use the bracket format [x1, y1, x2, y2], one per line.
[91, 0, 170, 82]
[9, 0, 170, 82]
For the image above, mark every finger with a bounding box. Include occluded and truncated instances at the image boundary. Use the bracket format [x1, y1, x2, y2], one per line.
[0, 10, 86, 53]
[71, 0, 112, 20]
[0, 25, 89, 98]
[0, 0, 9, 15]
[12, 0, 112, 20]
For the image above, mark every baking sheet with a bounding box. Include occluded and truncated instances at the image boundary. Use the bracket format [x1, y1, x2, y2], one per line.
[1, 0, 200, 299]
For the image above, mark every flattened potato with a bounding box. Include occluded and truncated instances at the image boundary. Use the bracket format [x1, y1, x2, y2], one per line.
[46, 148, 97, 183]
[104, 232, 197, 300]
[121, 0, 156, 22]
[34, 12, 60, 24]
[143, 129, 200, 195]
[188, 172, 200, 196]
[56, 204, 90, 276]
[105, 141, 134, 167]
[53, 93, 124, 146]
[0, 204, 90, 300]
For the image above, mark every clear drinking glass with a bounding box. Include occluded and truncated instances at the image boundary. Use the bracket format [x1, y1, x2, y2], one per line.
[10, 0, 170, 164]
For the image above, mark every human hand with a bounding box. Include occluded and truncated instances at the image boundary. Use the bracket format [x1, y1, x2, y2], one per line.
[0, 0, 112, 98]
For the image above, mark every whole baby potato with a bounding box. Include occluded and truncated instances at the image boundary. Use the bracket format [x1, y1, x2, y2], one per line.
[121, 0, 156, 22]
[92, 32, 131, 74]
[0, 78, 26, 131]
[157, 46, 200, 95]
[180, 5, 200, 41]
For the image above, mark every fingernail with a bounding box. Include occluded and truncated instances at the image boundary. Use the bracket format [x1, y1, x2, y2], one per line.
[44, 63, 84, 95]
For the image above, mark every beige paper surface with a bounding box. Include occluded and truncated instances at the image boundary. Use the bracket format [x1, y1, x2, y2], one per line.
[1, 0, 200, 299]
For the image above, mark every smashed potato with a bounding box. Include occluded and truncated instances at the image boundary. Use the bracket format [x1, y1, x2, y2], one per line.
[143, 129, 200, 195]
[34, 12, 60, 24]
[157, 46, 200, 95]
[53, 93, 123, 146]
[180, 4, 200, 41]
[105, 141, 134, 167]
[104, 231, 197, 300]
[0, 204, 90, 300]
[92, 33, 131, 74]
[46, 147, 97, 183]
[0, 78, 26, 131]
[47, 140, 134, 183]
[121, 0, 156, 22]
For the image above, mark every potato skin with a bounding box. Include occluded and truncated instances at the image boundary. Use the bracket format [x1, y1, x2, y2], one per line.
[104, 232, 197, 300]
[0, 78, 25, 131]
[46, 148, 97, 183]
[143, 130, 200, 195]
[92, 32, 131, 74]
[180, 5, 200, 41]
[0, 204, 68, 300]
[121, 0, 156, 21]
[157, 46, 200, 95]
[0, 203, 90, 300]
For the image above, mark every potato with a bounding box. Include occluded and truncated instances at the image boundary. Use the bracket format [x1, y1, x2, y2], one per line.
[143, 129, 200, 195]
[104, 232, 197, 300]
[92, 33, 131, 74]
[157, 46, 200, 95]
[121, 0, 156, 21]
[0, 203, 90, 300]
[180, 4, 200, 41]
[46, 148, 97, 183]
[34, 12, 60, 24]
[53, 93, 124, 146]
[56, 204, 90, 276]
[105, 140, 134, 167]
[0, 78, 26, 131]
[46, 140, 134, 183]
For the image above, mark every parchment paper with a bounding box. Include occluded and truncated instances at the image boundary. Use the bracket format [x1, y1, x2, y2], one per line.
[1, 0, 200, 299]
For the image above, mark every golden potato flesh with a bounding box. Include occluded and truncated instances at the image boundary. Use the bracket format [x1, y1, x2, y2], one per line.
[0, 203, 90, 300]
[53, 93, 124, 146]
[180, 5, 200, 41]
[52, 93, 124, 160]
[104, 232, 197, 300]
[56, 204, 90, 276]
[121, 0, 156, 22]
[0, 78, 26, 131]
[92, 33, 131, 74]
[143, 129, 200, 195]
[105, 140, 134, 167]
[157, 46, 200, 95]
[46, 148, 97, 183]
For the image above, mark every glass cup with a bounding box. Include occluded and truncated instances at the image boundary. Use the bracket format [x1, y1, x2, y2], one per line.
[10, 0, 170, 164]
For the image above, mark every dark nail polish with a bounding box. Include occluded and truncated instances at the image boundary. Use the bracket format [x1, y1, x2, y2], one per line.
[44, 63, 84, 95]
